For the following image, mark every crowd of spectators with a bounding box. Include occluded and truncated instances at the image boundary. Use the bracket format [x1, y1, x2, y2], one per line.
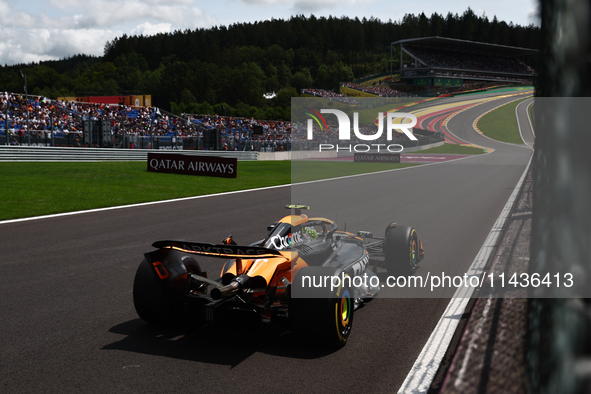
[301, 88, 346, 98]
[0, 92, 199, 137]
[404, 46, 535, 75]
[341, 82, 415, 97]
[0, 92, 291, 148]
[183, 113, 291, 149]
[300, 88, 359, 104]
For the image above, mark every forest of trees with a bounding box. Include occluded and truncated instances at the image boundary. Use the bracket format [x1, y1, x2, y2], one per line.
[0, 9, 540, 120]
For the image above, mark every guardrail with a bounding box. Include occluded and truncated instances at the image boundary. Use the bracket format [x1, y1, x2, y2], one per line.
[0, 146, 259, 161]
[2, 144, 441, 162]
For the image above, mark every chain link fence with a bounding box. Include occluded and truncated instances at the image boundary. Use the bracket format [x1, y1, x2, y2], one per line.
[528, 0, 591, 392]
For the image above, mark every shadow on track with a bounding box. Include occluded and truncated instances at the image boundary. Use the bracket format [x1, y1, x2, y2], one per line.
[103, 314, 339, 367]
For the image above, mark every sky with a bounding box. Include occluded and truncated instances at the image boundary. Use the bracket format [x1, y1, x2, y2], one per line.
[0, 0, 540, 66]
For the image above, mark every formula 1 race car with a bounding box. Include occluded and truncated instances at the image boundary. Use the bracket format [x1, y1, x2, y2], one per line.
[133, 205, 424, 347]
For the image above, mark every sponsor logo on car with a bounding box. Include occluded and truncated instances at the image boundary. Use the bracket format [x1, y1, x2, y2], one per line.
[269, 231, 305, 250]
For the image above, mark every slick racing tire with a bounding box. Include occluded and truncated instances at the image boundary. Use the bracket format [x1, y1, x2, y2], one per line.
[384, 226, 418, 277]
[133, 256, 201, 326]
[289, 266, 354, 348]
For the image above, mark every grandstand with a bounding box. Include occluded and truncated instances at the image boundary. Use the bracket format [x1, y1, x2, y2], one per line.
[0, 92, 291, 151]
[390, 37, 538, 93]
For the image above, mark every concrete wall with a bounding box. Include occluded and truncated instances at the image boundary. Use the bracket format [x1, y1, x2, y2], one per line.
[257, 150, 338, 160]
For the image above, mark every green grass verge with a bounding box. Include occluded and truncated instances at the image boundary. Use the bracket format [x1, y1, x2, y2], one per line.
[416, 143, 487, 155]
[0, 160, 421, 221]
[339, 85, 378, 97]
[477, 97, 532, 144]
[0, 161, 289, 221]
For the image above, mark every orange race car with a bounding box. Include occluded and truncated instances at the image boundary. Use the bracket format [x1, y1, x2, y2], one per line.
[133, 205, 424, 347]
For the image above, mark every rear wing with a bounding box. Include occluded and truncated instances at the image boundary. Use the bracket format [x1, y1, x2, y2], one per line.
[152, 240, 287, 260]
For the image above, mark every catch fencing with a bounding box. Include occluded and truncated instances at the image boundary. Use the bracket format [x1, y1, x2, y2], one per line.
[0, 133, 290, 152]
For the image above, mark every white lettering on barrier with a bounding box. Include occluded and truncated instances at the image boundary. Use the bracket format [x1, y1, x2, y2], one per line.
[148, 154, 236, 176]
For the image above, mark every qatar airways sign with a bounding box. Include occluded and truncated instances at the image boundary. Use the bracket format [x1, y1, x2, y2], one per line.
[147, 152, 237, 178]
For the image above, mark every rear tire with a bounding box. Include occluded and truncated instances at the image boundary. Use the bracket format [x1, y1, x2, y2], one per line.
[290, 266, 354, 348]
[384, 226, 418, 277]
[133, 256, 202, 326]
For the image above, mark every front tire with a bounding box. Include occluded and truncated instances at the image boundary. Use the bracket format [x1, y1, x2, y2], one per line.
[384, 226, 418, 276]
[289, 266, 354, 347]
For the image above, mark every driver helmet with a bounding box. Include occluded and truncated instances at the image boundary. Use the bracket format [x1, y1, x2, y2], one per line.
[302, 226, 318, 239]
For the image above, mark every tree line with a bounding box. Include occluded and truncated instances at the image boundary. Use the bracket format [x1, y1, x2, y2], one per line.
[0, 9, 540, 121]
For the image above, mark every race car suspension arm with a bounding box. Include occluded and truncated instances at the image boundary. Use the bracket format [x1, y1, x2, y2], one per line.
[189, 273, 223, 289]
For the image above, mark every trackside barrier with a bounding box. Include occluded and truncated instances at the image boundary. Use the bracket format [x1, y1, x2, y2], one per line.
[0, 146, 341, 161]
[0, 146, 259, 161]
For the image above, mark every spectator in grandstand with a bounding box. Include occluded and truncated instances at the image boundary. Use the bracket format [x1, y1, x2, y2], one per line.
[341, 82, 415, 97]
[2, 91, 294, 150]
[300, 88, 360, 104]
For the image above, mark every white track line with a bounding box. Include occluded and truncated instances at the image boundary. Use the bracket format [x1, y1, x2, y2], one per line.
[0, 184, 291, 225]
[526, 100, 536, 138]
[516, 98, 535, 147]
[397, 99, 534, 394]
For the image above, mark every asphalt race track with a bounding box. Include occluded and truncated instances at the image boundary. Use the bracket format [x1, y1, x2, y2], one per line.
[0, 91, 534, 393]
